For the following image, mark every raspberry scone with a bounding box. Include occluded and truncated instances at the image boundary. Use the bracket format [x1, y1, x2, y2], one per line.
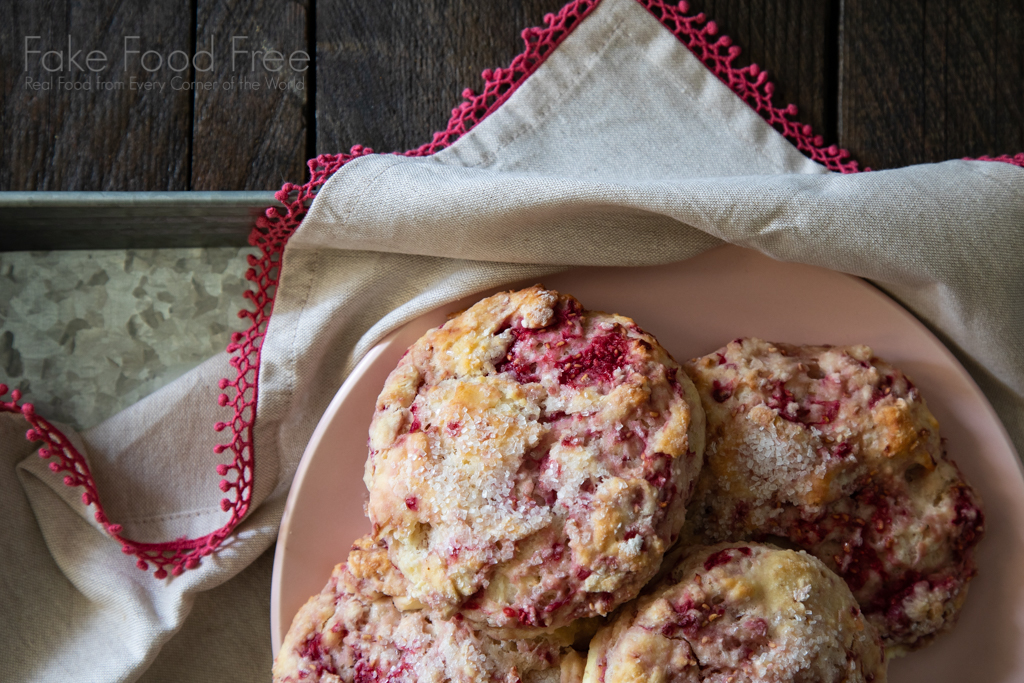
[584, 543, 887, 683]
[682, 339, 985, 654]
[364, 286, 706, 631]
[273, 537, 588, 683]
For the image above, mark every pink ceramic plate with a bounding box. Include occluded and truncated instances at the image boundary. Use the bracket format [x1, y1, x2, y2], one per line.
[270, 245, 1024, 681]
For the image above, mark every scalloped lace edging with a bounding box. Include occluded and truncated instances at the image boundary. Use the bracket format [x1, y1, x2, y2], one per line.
[9, 0, 1020, 579]
[0, 0, 601, 579]
[966, 153, 1024, 168]
[638, 0, 860, 173]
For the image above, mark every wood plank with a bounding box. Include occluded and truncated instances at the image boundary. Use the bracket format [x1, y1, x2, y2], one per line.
[993, 0, 1024, 155]
[685, 0, 835, 145]
[0, 1, 193, 191]
[315, 0, 834, 158]
[840, 0, 1024, 170]
[0, 192, 276, 251]
[315, 0, 570, 156]
[191, 0, 310, 190]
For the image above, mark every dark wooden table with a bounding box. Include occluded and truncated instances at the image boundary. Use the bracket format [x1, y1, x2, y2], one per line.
[2, 1, 1021, 195]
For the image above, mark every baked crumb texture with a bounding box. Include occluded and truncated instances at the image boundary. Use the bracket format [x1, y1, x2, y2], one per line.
[584, 542, 887, 683]
[273, 537, 588, 683]
[364, 286, 706, 631]
[682, 339, 985, 654]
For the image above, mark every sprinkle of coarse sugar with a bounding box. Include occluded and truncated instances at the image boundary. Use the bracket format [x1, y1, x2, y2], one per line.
[686, 345, 981, 653]
[739, 417, 825, 505]
[621, 535, 643, 558]
[404, 378, 553, 558]
[364, 288, 706, 630]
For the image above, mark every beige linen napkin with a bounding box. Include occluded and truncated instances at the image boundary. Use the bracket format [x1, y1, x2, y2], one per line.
[1, 0, 1020, 681]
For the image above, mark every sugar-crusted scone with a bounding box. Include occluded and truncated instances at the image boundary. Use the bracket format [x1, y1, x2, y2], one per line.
[682, 339, 985, 654]
[273, 536, 588, 683]
[584, 543, 887, 683]
[364, 286, 706, 631]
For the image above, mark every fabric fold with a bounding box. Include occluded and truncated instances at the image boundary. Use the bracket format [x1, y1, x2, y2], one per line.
[4, 354, 279, 682]
[1, 0, 1021, 680]
[297, 152, 1024, 433]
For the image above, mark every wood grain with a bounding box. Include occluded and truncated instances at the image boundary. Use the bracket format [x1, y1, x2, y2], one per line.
[839, 0, 1024, 170]
[992, 0, 1024, 156]
[314, 0, 570, 156]
[2, 0, 1020, 195]
[685, 0, 836, 146]
[0, 191, 277, 250]
[190, 0, 310, 190]
[0, 1, 193, 191]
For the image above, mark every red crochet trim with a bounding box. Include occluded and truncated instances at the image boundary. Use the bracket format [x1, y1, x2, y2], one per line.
[4, 0, 600, 580]
[967, 153, 1024, 168]
[404, 0, 601, 155]
[0, 385, 214, 578]
[34, 0, 996, 578]
[637, 0, 860, 173]
[3, 0, 866, 579]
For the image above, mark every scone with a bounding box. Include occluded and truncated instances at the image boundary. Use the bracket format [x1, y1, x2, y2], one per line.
[364, 286, 706, 631]
[682, 338, 985, 654]
[273, 536, 588, 683]
[584, 543, 887, 683]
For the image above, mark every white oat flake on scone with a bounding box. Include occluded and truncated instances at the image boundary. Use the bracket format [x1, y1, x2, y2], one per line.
[273, 536, 588, 683]
[364, 286, 706, 631]
[583, 542, 887, 683]
[682, 338, 985, 655]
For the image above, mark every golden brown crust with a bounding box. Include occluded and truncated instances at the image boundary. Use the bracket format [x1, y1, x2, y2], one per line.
[273, 537, 586, 683]
[364, 287, 705, 631]
[682, 338, 984, 653]
[584, 543, 887, 683]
